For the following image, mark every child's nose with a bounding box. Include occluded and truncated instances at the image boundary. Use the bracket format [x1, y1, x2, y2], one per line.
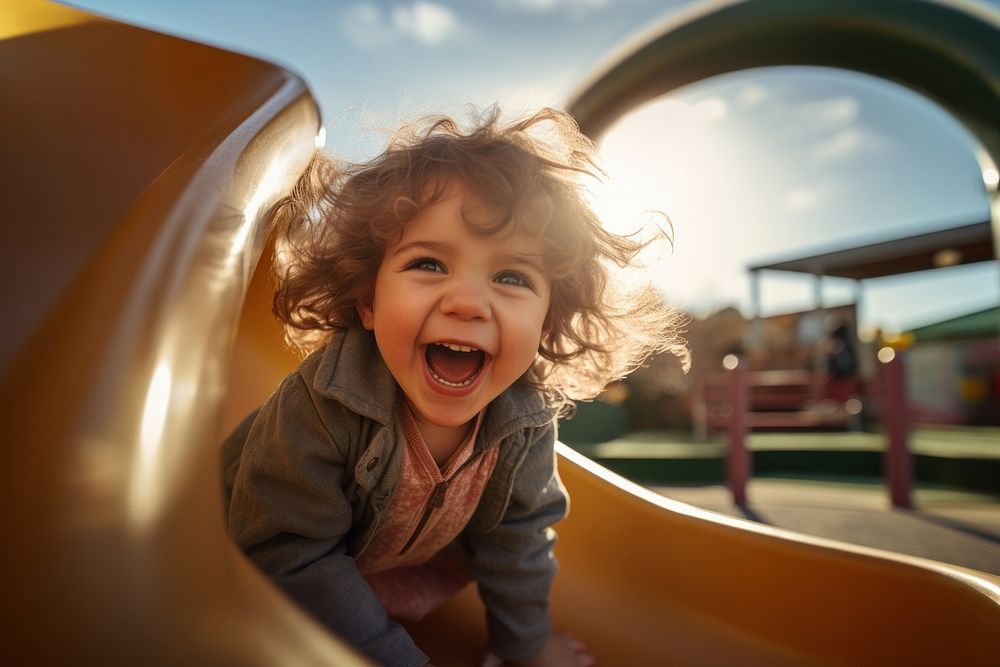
[439, 277, 491, 321]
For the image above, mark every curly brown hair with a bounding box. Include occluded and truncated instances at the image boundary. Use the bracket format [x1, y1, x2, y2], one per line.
[269, 106, 688, 403]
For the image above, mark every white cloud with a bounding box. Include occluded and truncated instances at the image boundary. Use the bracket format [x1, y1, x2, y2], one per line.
[342, 2, 460, 49]
[341, 3, 393, 49]
[782, 186, 829, 211]
[799, 96, 860, 127]
[811, 126, 890, 161]
[773, 93, 891, 163]
[691, 97, 728, 122]
[812, 128, 864, 161]
[392, 2, 460, 46]
[736, 83, 769, 108]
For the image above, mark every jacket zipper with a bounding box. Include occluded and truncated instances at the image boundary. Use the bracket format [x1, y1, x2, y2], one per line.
[396, 450, 486, 556]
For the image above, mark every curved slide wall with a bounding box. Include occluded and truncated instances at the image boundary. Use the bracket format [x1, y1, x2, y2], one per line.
[1, 1, 998, 665]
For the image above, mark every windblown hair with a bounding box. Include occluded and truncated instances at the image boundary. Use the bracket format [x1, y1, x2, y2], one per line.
[270, 106, 688, 404]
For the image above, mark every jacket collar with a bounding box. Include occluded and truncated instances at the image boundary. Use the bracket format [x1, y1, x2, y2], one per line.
[312, 327, 555, 441]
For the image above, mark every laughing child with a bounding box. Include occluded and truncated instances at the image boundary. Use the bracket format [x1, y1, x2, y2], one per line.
[223, 107, 687, 666]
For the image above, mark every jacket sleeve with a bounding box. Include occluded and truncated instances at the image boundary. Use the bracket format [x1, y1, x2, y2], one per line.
[226, 371, 428, 667]
[464, 421, 568, 663]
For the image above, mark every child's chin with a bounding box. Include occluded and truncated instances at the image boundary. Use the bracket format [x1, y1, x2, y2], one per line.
[414, 398, 483, 427]
[429, 409, 482, 429]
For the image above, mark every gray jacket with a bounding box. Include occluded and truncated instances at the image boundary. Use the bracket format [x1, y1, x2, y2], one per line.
[223, 327, 567, 666]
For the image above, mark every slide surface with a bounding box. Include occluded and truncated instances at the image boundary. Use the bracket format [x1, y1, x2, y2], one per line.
[2, 1, 998, 665]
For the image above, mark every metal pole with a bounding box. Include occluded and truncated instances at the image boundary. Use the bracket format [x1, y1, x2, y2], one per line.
[749, 270, 762, 362]
[727, 357, 751, 507]
[882, 350, 913, 509]
[854, 279, 864, 335]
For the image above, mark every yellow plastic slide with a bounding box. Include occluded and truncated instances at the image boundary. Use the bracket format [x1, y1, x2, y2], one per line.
[1, 1, 997, 665]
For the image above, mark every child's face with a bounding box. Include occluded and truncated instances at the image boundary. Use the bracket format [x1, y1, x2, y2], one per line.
[358, 182, 551, 432]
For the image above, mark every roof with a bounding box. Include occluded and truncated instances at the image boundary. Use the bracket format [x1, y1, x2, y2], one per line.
[748, 220, 995, 280]
[909, 306, 1000, 342]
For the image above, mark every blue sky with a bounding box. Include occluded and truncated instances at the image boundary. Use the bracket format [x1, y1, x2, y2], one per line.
[67, 0, 1000, 337]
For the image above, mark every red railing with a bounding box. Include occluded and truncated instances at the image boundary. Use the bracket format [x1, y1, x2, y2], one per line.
[697, 354, 913, 508]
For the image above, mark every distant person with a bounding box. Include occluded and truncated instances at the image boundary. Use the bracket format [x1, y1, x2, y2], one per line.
[222, 107, 687, 666]
[822, 318, 857, 403]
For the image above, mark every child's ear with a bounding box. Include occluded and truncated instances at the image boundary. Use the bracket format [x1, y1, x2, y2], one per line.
[357, 302, 375, 330]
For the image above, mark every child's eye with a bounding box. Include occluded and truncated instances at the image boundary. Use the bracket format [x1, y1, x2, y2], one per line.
[407, 258, 444, 273]
[495, 270, 534, 289]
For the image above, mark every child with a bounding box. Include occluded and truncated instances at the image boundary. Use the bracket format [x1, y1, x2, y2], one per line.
[223, 107, 686, 666]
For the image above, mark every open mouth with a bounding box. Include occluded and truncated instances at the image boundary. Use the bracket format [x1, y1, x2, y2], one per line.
[424, 343, 487, 388]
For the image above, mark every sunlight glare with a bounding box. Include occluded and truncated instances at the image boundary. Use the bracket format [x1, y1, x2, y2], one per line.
[234, 156, 296, 257]
[984, 167, 999, 190]
[587, 93, 752, 314]
[131, 363, 172, 526]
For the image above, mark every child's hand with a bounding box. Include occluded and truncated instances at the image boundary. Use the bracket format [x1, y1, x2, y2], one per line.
[496, 631, 596, 667]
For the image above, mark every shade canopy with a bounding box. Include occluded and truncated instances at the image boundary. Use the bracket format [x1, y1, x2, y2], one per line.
[748, 220, 994, 281]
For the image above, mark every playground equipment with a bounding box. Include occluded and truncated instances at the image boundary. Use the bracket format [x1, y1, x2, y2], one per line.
[2, 0, 998, 664]
[566, 0, 1000, 520]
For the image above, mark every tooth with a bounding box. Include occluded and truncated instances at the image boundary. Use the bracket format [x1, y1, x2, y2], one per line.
[429, 368, 475, 387]
[439, 343, 478, 353]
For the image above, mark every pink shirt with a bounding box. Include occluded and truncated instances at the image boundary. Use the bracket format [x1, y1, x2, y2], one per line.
[356, 403, 500, 618]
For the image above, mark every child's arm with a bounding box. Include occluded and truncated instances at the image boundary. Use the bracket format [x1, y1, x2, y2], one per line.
[464, 421, 569, 664]
[226, 370, 429, 667]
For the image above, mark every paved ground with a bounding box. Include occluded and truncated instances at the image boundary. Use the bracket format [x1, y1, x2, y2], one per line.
[570, 426, 1000, 576]
[652, 477, 1000, 576]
